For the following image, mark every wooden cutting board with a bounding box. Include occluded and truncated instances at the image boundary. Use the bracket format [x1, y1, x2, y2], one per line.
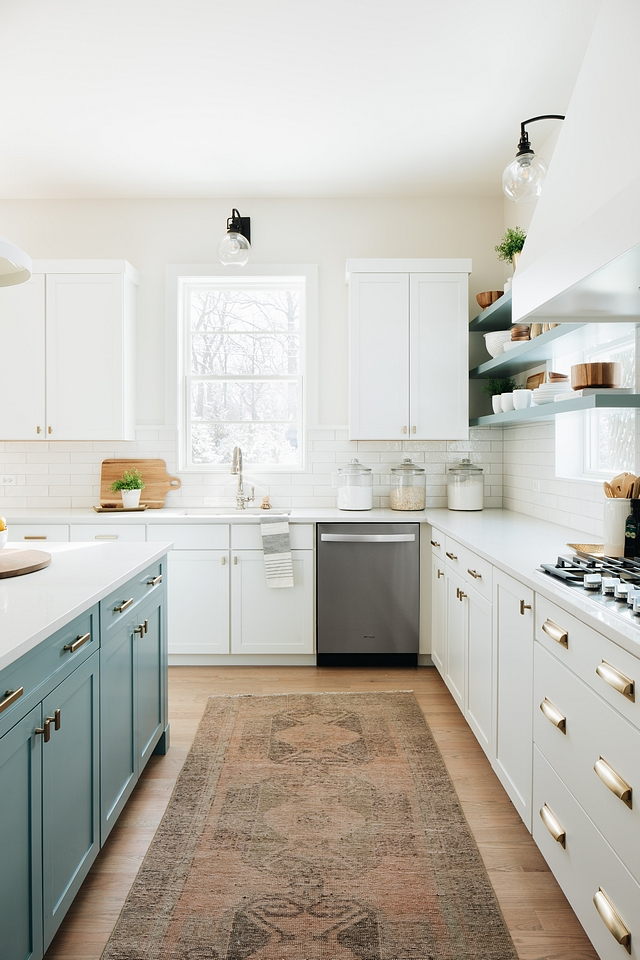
[0, 548, 51, 578]
[99, 459, 181, 509]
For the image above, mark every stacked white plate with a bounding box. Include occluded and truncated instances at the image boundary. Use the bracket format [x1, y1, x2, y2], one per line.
[531, 382, 573, 405]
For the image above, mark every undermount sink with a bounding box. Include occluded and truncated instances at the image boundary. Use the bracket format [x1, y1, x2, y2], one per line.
[178, 508, 291, 517]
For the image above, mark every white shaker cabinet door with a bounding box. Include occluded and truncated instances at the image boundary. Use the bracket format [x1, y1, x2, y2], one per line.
[444, 567, 466, 710]
[465, 585, 493, 760]
[231, 550, 314, 655]
[46, 273, 135, 441]
[409, 273, 468, 441]
[494, 569, 534, 830]
[348, 273, 409, 440]
[167, 550, 230, 656]
[431, 556, 446, 675]
[0, 274, 45, 440]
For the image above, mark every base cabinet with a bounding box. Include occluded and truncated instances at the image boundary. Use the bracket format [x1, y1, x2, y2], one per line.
[166, 551, 230, 656]
[430, 557, 446, 674]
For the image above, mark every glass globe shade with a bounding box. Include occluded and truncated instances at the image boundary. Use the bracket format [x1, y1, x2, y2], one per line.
[502, 152, 548, 203]
[218, 231, 250, 266]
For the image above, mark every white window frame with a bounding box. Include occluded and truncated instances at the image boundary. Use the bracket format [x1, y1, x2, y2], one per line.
[166, 263, 318, 473]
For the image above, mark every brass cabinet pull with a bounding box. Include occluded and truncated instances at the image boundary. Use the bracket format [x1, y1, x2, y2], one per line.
[467, 568, 482, 579]
[593, 888, 631, 953]
[36, 425, 41, 434]
[458, 590, 467, 601]
[520, 599, 532, 615]
[446, 551, 457, 560]
[430, 540, 440, 547]
[234, 556, 238, 565]
[24, 535, 47, 540]
[402, 426, 407, 435]
[36, 717, 51, 742]
[542, 618, 568, 647]
[221, 556, 227, 565]
[114, 598, 134, 613]
[412, 426, 416, 434]
[63, 632, 90, 653]
[48, 426, 52, 435]
[596, 661, 635, 702]
[143, 619, 148, 634]
[594, 757, 632, 808]
[134, 624, 145, 638]
[146, 574, 162, 586]
[46, 709, 61, 732]
[0, 687, 24, 714]
[95, 535, 118, 540]
[437, 569, 444, 579]
[540, 698, 566, 733]
[539, 804, 566, 847]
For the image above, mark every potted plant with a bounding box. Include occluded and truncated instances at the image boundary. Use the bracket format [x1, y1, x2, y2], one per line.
[482, 376, 518, 415]
[495, 226, 526, 271]
[110, 468, 146, 508]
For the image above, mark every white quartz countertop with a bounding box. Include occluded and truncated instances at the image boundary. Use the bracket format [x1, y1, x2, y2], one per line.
[0, 507, 428, 523]
[0, 541, 173, 671]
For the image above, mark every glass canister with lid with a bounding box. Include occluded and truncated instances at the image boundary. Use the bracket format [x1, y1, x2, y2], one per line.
[447, 458, 484, 511]
[337, 459, 373, 510]
[390, 458, 426, 511]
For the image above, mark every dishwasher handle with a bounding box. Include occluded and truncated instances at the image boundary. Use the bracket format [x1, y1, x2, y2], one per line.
[320, 533, 416, 542]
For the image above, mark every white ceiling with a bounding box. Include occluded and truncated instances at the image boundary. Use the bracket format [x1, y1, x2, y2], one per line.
[0, 0, 601, 199]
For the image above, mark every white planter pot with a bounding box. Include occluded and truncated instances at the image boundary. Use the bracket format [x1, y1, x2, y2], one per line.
[121, 489, 142, 509]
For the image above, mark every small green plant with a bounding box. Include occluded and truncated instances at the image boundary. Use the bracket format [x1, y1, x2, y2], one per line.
[482, 377, 518, 398]
[495, 227, 526, 264]
[110, 468, 145, 492]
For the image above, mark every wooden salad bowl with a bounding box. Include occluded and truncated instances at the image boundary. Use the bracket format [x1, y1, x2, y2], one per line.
[476, 291, 504, 309]
[571, 362, 623, 390]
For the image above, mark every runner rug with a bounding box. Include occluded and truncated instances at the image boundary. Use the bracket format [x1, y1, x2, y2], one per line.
[102, 691, 517, 960]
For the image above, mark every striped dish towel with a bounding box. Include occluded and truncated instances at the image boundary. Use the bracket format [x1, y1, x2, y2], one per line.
[260, 515, 294, 588]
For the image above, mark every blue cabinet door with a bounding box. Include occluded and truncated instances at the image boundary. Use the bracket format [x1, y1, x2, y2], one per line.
[42, 653, 100, 950]
[0, 705, 43, 960]
[100, 619, 135, 844]
[135, 594, 165, 768]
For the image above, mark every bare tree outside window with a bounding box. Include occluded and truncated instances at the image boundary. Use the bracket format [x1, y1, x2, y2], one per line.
[181, 278, 305, 468]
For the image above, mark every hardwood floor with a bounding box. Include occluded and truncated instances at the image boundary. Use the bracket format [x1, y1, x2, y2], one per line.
[45, 666, 598, 960]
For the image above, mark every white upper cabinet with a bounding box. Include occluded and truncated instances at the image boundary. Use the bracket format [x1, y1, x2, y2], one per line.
[0, 260, 137, 441]
[347, 259, 470, 440]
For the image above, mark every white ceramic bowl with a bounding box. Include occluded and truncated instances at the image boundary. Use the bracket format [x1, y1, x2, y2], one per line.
[483, 331, 511, 358]
[492, 395, 502, 415]
[513, 389, 532, 410]
[502, 340, 521, 352]
[501, 392, 515, 413]
[0, 530, 7, 550]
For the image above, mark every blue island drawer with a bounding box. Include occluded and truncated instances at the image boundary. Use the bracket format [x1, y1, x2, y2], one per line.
[101, 559, 165, 636]
[0, 605, 98, 736]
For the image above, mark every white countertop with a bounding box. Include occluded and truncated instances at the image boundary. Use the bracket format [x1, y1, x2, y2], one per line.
[0, 541, 173, 672]
[0, 507, 427, 523]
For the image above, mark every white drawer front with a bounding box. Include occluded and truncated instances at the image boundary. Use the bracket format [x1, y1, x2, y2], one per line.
[444, 535, 462, 568]
[147, 523, 229, 550]
[536, 593, 640, 731]
[7, 524, 70, 542]
[70, 524, 146, 542]
[231, 522, 314, 551]
[534, 641, 640, 882]
[533, 748, 640, 960]
[429, 527, 445, 560]
[459, 545, 492, 600]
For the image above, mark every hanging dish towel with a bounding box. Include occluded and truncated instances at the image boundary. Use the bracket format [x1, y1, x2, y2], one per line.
[260, 515, 294, 588]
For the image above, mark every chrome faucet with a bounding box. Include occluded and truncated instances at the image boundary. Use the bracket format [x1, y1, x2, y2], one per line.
[231, 446, 255, 510]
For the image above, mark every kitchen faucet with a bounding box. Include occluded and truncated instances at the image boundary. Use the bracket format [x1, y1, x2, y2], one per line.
[231, 446, 255, 510]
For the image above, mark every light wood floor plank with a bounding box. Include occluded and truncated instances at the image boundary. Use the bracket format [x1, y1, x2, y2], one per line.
[44, 666, 598, 960]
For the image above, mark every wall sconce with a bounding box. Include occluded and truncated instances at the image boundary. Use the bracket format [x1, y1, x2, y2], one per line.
[502, 115, 565, 203]
[218, 208, 251, 266]
[0, 233, 32, 286]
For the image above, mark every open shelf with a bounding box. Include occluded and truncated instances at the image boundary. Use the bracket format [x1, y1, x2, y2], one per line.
[469, 323, 584, 378]
[469, 393, 640, 427]
[468, 291, 512, 331]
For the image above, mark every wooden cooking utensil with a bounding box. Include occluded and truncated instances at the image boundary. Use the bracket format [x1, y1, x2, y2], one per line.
[610, 473, 632, 497]
[622, 474, 637, 498]
[603, 481, 615, 498]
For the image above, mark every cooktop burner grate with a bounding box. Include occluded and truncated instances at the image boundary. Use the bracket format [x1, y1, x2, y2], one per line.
[539, 552, 640, 626]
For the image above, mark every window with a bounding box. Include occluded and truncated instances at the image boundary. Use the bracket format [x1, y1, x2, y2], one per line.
[178, 275, 306, 470]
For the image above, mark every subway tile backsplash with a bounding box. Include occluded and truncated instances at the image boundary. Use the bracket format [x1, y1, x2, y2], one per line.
[0, 421, 603, 534]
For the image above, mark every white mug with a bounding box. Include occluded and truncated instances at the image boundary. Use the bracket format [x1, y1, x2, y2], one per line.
[492, 395, 502, 415]
[513, 389, 532, 410]
[501, 392, 514, 413]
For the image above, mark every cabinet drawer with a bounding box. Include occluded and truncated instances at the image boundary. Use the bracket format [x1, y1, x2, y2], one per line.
[147, 523, 229, 550]
[70, 524, 146, 542]
[536, 594, 640, 730]
[101, 559, 165, 636]
[533, 748, 640, 960]
[231, 522, 314, 550]
[444, 536, 492, 599]
[534, 641, 640, 882]
[8, 524, 69, 542]
[429, 528, 445, 560]
[0, 605, 98, 737]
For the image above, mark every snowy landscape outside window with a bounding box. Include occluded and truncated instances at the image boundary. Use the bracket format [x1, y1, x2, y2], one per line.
[180, 277, 305, 469]
[584, 334, 636, 476]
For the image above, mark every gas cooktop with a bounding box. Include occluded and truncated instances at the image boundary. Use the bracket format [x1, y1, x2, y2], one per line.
[540, 553, 640, 625]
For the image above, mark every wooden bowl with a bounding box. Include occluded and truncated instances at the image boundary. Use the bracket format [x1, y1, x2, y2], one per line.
[476, 291, 504, 309]
[571, 362, 623, 390]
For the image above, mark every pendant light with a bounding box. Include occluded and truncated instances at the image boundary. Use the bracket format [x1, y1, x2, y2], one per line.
[502, 115, 565, 203]
[0, 234, 32, 286]
[218, 208, 251, 266]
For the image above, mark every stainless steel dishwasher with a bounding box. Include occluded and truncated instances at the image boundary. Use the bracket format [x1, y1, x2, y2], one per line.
[316, 522, 419, 666]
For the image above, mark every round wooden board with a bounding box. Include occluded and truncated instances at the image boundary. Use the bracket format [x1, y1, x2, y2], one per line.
[0, 548, 52, 579]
